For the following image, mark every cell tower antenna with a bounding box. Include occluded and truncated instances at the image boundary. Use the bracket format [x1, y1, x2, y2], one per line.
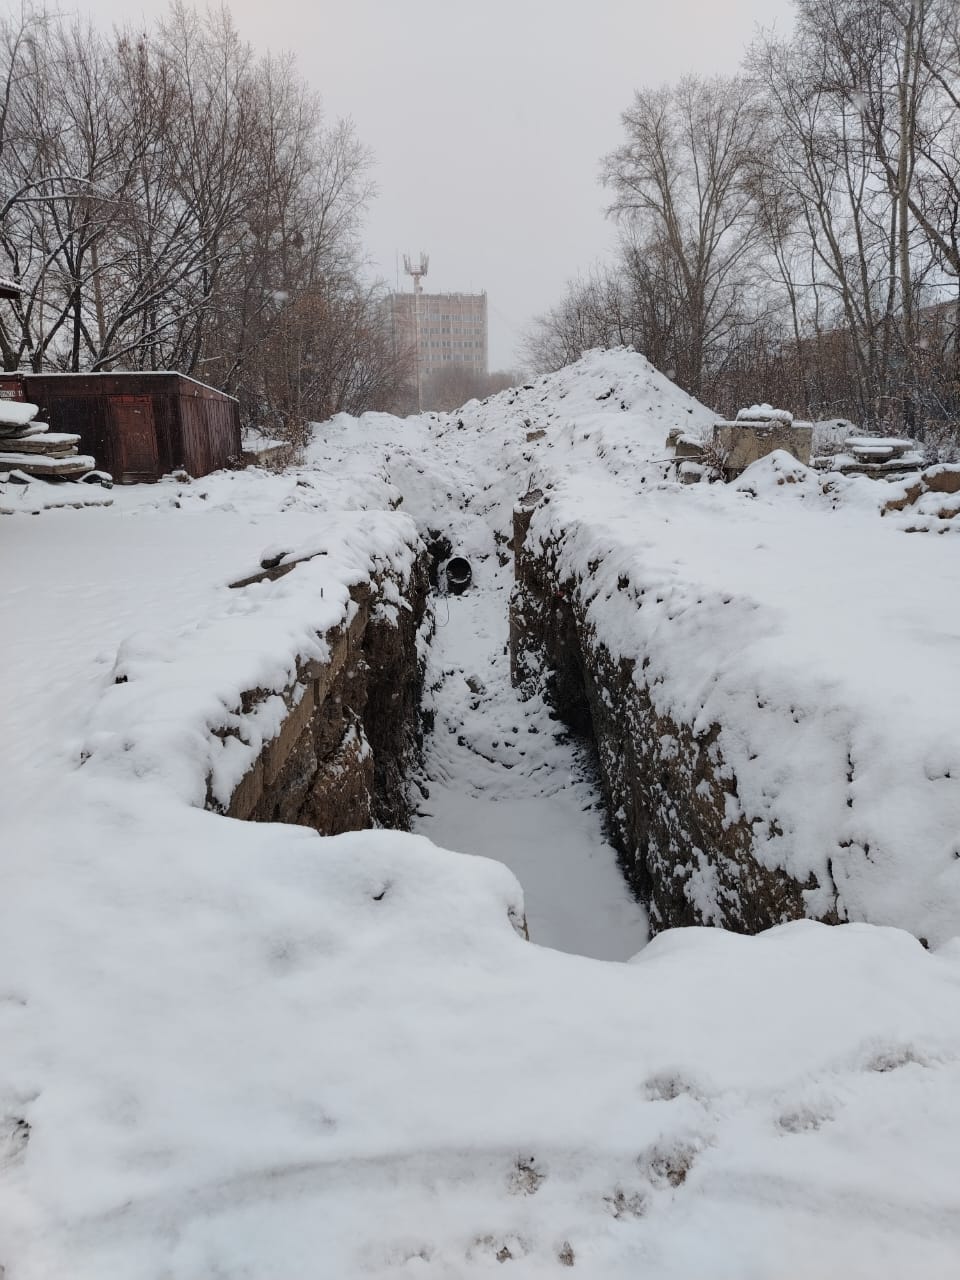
[403, 251, 429, 294]
[402, 251, 429, 412]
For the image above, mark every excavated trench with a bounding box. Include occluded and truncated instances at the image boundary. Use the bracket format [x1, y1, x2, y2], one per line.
[203, 521, 649, 959]
[200, 492, 828, 950]
[410, 560, 649, 959]
[508, 493, 840, 938]
[208, 478, 829, 951]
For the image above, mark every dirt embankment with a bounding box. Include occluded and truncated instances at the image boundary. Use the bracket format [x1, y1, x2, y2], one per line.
[210, 555, 430, 834]
[509, 499, 838, 936]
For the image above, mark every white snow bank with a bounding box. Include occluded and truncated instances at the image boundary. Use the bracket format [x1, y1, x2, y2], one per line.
[527, 468, 960, 943]
[2, 780, 959, 1277]
[83, 512, 419, 807]
[0, 483, 411, 816]
[311, 350, 960, 946]
[733, 448, 819, 495]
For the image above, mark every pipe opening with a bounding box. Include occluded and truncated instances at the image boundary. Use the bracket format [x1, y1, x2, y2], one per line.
[445, 556, 472, 595]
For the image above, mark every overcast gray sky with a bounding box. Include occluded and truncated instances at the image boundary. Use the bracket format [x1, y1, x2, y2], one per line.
[82, 0, 796, 368]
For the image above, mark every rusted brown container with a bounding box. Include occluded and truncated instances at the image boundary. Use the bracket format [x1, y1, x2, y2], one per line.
[14, 372, 241, 482]
[0, 373, 26, 401]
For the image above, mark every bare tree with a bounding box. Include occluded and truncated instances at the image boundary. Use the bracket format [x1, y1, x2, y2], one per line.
[745, 0, 959, 429]
[522, 269, 626, 372]
[531, 0, 960, 440]
[0, 2, 400, 444]
[601, 75, 762, 399]
[419, 364, 522, 412]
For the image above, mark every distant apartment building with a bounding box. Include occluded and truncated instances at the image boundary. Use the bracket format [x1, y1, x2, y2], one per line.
[388, 290, 489, 378]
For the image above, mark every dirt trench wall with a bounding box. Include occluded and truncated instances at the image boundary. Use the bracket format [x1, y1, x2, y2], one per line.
[209, 556, 430, 835]
[509, 503, 837, 936]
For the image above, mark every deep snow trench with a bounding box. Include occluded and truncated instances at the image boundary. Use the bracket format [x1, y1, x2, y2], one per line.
[412, 573, 649, 959]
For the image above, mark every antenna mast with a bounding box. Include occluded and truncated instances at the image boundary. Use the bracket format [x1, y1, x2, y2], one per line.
[403, 251, 429, 412]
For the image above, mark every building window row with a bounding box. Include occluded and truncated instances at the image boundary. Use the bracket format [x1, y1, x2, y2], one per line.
[423, 340, 484, 349]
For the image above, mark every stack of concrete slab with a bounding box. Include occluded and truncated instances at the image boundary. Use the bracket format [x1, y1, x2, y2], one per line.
[811, 434, 925, 480]
[843, 436, 924, 475]
[0, 399, 96, 478]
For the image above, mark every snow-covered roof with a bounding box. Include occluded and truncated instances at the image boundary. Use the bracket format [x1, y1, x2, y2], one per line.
[29, 370, 238, 401]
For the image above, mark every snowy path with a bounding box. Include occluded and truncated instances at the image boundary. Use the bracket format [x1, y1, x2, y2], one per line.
[412, 575, 649, 959]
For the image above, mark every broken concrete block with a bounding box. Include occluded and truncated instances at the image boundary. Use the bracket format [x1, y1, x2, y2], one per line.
[713, 421, 812, 476]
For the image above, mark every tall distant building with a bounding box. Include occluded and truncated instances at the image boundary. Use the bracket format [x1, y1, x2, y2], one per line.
[388, 290, 489, 380]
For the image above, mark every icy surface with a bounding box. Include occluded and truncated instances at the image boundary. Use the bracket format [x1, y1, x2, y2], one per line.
[2, 348, 960, 1275]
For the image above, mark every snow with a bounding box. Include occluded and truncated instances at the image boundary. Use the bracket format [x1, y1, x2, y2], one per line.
[7, 430, 80, 446]
[24, 369, 239, 397]
[846, 436, 915, 450]
[0, 476, 113, 515]
[0, 487, 418, 814]
[2, 347, 960, 1275]
[241, 430, 286, 450]
[811, 417, 858, 455]
[525, 460, 960, 944]
[735, 403, 794, 424]
[0, 452, 95, 473]
[415, 573, 648, 959]
[3, 794, 960, 1276]
[0, 399, 38, 427]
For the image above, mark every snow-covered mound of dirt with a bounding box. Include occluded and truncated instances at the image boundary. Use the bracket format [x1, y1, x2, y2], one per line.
[305, 348, 715, 560]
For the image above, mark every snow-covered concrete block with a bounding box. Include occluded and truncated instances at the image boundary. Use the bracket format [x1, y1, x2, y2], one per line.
[714, 420, 813, 474]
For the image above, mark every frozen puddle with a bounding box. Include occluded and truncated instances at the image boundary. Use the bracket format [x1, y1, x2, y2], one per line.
[413, 577, 649, 959]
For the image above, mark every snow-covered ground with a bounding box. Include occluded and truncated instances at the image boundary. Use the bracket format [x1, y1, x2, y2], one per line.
[526, 456, 960, 943]
[2, 348, 960, 1276]
[413, 572, 648, 959]
[1, 492, 419, 813]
